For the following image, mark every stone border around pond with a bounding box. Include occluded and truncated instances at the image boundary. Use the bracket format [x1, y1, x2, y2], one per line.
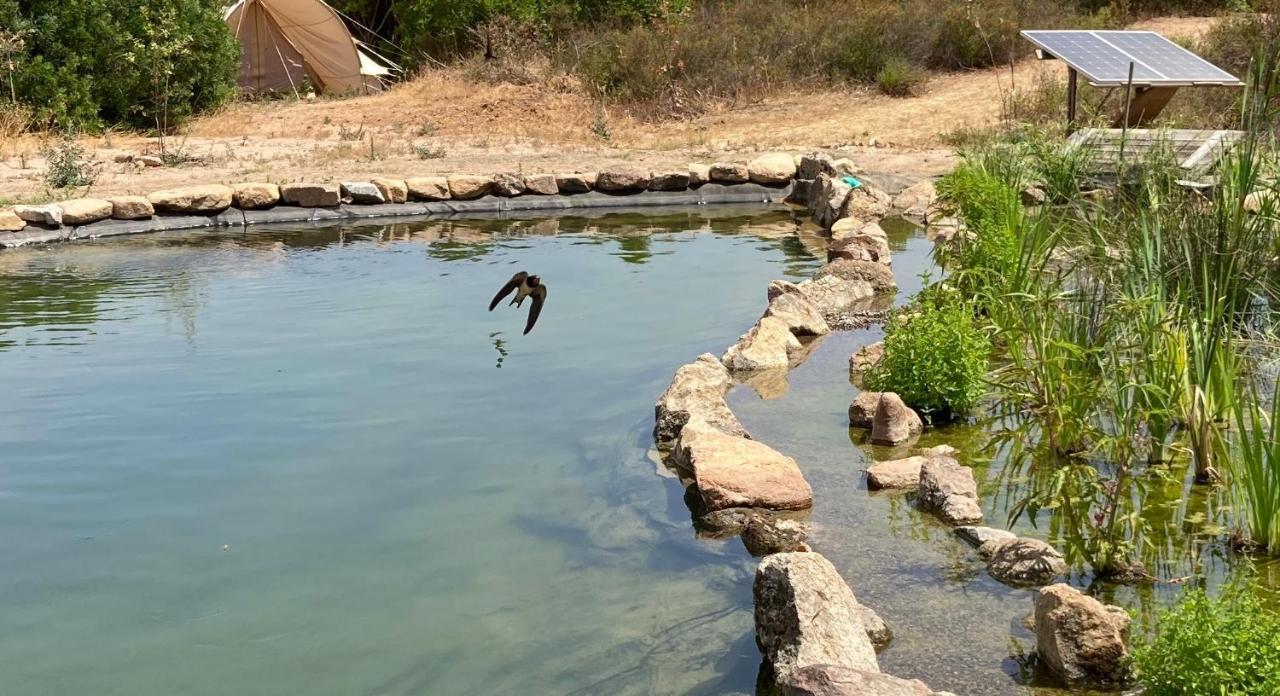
[651, 162, 965, 694]
[0, 182, 793, 249]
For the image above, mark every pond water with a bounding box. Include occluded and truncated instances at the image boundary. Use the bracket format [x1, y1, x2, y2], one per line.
[0, 208, 815, 696]
[2, 207, 1271, 696]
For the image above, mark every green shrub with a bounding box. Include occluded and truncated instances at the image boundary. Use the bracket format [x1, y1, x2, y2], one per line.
[876, 57, 925, 97]
[0, 0, 238, 131]
[867, 290, 989, 419]
[1134, 588, 1280, 696]
[42, 139, 99, 190]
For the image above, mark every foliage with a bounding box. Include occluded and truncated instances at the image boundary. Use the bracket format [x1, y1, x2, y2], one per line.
[876, 57, 925, 98]
[0, 0, 238, 131]
[867, 288, 989, 419]
[556, 0, 1088, 117]
[41, 138, 98, 189]
[1134, 588, 1280, 696]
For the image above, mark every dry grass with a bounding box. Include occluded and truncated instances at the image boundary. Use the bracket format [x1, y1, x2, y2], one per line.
[0, 15, 1224, 204]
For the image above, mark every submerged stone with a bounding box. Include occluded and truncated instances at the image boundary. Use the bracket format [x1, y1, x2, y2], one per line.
[985, 538, 1067, 587]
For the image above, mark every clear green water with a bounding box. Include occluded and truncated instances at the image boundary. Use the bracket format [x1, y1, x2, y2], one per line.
[0, 208, 816, 696]
[4, 209, 1267, 696]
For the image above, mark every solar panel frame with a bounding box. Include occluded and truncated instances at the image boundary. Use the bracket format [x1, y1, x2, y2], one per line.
[1021, 30, 1243, 87]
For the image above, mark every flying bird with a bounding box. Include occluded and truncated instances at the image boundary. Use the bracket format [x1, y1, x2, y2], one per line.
[489, 271, 547, 335]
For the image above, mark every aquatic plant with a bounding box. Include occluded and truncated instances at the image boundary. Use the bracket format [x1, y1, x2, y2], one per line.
[867, 285, 989, 420]
[1134, 587, 1280, 696]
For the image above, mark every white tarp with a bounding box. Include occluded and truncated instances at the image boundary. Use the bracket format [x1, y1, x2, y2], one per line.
[224, 0, 391, 94]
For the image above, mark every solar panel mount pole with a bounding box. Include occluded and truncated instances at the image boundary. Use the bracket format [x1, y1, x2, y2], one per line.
[1067, 68, 1078, 133]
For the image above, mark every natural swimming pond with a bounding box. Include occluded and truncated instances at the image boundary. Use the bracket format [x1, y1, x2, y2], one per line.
[2, 206, 1273, 696]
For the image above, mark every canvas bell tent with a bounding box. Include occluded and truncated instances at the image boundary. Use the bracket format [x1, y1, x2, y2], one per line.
[223, 0, 397, 95]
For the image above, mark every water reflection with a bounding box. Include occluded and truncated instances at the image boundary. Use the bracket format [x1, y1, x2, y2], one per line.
[0, 206, 818, 353]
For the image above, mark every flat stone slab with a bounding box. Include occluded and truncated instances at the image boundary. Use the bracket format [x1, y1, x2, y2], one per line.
[673, 422, 812, 512]
[955, 525, 1016, 548]
[867, 456, 925, 490]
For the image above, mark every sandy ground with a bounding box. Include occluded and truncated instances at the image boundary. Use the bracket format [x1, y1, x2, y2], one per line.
[0, 16, 1217, 205]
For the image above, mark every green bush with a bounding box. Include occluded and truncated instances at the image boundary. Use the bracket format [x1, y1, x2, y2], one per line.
[1134, 588, 1280, 696]
[0, 0, 238, 131]
[867, 290, 989, 419]
[42, 139, 99, 190]
[876, 57, 925, 97]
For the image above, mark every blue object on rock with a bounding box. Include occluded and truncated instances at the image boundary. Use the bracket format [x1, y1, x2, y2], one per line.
[842, 175, 863, 189]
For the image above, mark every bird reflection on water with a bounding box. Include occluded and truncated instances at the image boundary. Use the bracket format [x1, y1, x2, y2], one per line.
[490, 331, 509, 369]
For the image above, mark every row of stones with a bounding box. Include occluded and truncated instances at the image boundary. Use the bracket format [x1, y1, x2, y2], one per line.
[0, 153, 801, 234]
[651, 172, 962, 694]
[778, 163, 1131, 690]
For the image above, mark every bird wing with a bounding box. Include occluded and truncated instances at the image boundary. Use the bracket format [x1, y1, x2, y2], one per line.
[489, 271, 527, 311]
[524, 285, 547, 335]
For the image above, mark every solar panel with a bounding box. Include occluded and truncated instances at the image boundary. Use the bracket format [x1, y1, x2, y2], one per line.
[1022, 30, 1243, 87]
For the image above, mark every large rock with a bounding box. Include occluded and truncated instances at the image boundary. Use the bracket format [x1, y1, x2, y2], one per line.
[778, 666, 931, 696]
[828, 230, 892, 266]
[492, 173, 526, 197]
[596, 169, 650, 192]
[870, 393, 922, 446]
[722, 316, 802, 371]
[893, 179, 937, 219]
[688, 163, 711, 186]
[809, 175, 854, 229]
[815, 260, 896, 294]
[673, 423, 812, 511]
[849, 342, 885, 374]
[654, 353, 747, 450]
[524, 174, 558, 196]
[232, 183, 280, 209]
[749, 153, 797, 184]
[58, 198, 113, 225]
[1035, 584, 1132, 689]
[555, 173, 593, 194]
[108, 196, 153, 220]
[742, 515, 811, 556]
[147, 185, 234, 214]
[14, 204, 63, 226]
[710, 162, 750, 183]
[447, 175, 494, 200]
[955, 525, 1016, 549]
[847, 391, 881, 429]
[754, 552, 879, 683]
[796, 276, 875, 317]
[406, 176, 452, 201]
[917, 455, 983, 525]
[866, 456, 925, 490]
[341, 181, 386, 204]
[648, 171, 690, 191]
[0, 209, 26, 232]
[829, 217, 878, 241]
[370, 177, 409, 204]
[797, 153, 837, 180]
[768, 279, 806, 302]
[765, 292, 830, 337]
[841, 184, 893, 223]
[280, 183, 340, 208]
[985, 538, 1067, 586]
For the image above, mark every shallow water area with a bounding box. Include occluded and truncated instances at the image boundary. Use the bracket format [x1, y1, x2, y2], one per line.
[0, 207, 816, 696]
